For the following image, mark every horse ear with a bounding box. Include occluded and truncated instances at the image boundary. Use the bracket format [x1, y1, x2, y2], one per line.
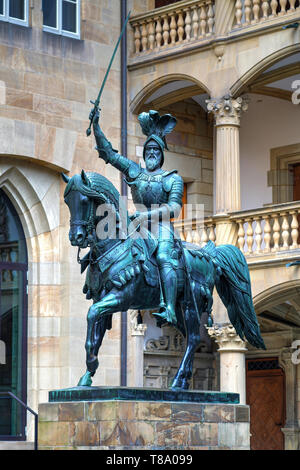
[61, 173, 70, 183]
[81, 169, 90, 186]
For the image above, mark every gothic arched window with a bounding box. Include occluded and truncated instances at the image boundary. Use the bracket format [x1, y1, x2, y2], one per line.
[0, 188, 28, 440]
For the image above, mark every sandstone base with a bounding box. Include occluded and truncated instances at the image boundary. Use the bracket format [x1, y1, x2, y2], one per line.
[38, 396, 250, 450]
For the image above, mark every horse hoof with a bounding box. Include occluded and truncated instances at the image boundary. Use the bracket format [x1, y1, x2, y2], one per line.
[170, 386, 182, 391]
[77, 371, 93, 387]
[181, 379, 190, 390]
[170, 378, 183, 390]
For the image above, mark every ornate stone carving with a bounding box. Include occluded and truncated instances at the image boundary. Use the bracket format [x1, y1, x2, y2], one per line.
[144, 355, 216, 390]
[145, 330, 185, 352]
[207, 323, 247, 352]
[144, 324, 216, 389]
[146, 336, 169, 351]
[206, 94, 249, 126]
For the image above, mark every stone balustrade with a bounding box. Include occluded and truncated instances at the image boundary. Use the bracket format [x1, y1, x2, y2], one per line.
[129, 0, 300, 61]
[230, 203, 300, 255]
[175, 202, 300, 257]
[234, 0, 300, 29]
[130, 0, 215, 55]
[174, 218, 216, 246]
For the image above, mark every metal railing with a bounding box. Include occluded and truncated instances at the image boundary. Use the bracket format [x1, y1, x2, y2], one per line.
[0, 392, 38, 451]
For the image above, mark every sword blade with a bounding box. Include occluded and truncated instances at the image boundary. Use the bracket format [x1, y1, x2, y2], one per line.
[95, 10, 131, 106]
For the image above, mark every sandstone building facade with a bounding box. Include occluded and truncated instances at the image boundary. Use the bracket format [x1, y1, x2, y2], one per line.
[0, 0, 300, 450]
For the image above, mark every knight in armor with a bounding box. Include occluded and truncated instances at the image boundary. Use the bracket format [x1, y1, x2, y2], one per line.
[90, 108, 184, 326]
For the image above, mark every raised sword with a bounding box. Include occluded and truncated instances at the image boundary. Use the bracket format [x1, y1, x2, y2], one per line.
[86, 10, 131, 136]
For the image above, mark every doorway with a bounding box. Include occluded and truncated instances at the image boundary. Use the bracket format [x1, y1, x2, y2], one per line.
[0, 189, 28, 440]
[246, 358, 285, 450]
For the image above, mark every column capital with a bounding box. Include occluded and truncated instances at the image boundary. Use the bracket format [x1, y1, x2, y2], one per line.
[279, 346, 296, 370]
[207, 323, 247, 352]
[206, 94, 249, 126]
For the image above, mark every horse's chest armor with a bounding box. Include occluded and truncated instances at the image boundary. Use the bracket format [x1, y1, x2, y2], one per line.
[130, 174, 168, 207]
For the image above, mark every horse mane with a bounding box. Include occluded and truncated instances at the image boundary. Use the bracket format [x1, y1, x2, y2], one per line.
[64, 172, 125, 214]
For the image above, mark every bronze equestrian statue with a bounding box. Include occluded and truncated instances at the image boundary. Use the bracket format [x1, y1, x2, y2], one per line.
[93, 108, 183, 326]
[62, 109, 266, 389]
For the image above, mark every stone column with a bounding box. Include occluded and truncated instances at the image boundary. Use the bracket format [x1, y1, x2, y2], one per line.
[128, 310, 147, 388]
[214, 214, 239, 246]
[207, 95, 248, 215]
[207, 323, 247, 404]
[214, 0, 236, 36]
[279, 347, 300, 450]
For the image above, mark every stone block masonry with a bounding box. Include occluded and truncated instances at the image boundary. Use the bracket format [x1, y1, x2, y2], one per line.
[38, 399, 250, 450]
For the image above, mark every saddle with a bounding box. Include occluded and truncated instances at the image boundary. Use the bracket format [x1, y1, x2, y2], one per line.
[81, 232, 218, 297]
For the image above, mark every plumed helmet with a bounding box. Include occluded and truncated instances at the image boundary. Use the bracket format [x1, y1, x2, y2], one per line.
[138, 110, 177, 166]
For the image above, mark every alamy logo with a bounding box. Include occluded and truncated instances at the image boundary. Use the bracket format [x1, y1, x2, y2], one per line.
[291, 340, 300, 365]
[0, 340, 6, 365]
[292, 80, 300, 105]
[95, 201, 205, 240]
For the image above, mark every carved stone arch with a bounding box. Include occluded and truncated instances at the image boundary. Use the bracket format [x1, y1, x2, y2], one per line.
[0, 158, 61, 265]
[253, 280, 300, 315]
[251, 280, 300, 449]
[230, 45, 300, 98]
[130, 73, 211, 115]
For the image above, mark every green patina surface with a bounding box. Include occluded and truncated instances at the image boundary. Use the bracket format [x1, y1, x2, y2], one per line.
[49, 387, 240, 404]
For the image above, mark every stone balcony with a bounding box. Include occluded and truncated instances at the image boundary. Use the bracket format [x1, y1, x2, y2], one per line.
[175, 200, 300, 266]
[129, 0, 300, 68]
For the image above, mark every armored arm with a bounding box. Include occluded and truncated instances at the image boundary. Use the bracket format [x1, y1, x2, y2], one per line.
[91, 109, 139, 178]
[166, 173, 184, 219]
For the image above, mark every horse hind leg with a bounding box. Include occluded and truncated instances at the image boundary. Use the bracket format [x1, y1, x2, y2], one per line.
[171, 304, 201, 390]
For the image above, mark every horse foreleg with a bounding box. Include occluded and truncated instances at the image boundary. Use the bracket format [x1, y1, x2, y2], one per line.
[78, 293, 121, 387]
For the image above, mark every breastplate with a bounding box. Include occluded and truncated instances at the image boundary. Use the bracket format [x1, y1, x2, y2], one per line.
[127, 172, 169, 208]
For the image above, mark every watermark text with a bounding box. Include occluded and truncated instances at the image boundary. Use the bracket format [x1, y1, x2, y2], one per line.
[95, 201, 205, 241]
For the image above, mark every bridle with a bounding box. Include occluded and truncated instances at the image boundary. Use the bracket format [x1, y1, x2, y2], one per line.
[69, 198, 97, 266]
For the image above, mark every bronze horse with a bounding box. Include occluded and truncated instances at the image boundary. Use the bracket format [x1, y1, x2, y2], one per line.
[63, 170, 265, 389]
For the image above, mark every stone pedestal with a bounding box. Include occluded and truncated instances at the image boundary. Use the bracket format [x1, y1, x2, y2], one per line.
[38, 387, 250, 450]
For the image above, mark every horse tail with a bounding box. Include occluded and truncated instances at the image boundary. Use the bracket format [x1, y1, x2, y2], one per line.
[213, 244, 266, 350]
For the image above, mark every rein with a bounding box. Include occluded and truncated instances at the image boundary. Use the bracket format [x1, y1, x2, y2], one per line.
[76, 222, 141, 267]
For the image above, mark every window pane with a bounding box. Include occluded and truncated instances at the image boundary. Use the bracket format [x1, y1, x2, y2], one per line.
[62, 0, 77, 33]
[0, 270, 25, 436]
[42, 0, 57, 28]
[0, 189, 27, 438]
[9, 0, 25, 20]
[0, 0, 4, 16]
[0, 191, 27, 265]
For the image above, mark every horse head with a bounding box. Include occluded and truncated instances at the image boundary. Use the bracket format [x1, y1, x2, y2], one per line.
[62, 170, 127, 248]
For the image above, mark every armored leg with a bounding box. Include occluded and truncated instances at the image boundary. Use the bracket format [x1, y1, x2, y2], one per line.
[153, 241, 178, 325]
